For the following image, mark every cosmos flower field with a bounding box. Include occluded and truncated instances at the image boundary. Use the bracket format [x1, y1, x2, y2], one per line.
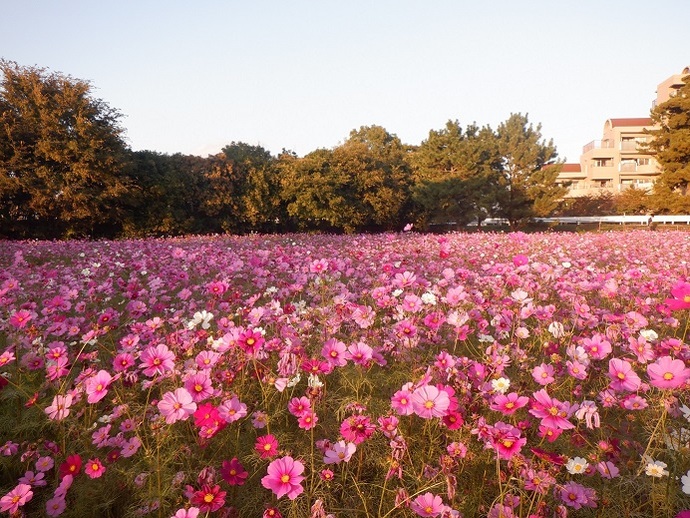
[2, 230, 690, 518]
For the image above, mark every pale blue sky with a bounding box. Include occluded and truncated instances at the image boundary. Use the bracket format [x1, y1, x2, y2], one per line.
[2, 1, 688, 162]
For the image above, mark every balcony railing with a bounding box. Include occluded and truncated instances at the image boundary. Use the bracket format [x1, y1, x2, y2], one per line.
[582, 140, 614, 153]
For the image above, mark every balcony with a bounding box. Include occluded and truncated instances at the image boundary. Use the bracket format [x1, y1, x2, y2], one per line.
[583, 140, 613, 153]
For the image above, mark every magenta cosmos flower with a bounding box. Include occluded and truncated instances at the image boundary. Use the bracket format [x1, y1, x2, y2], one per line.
[158, 388, 197, 424]
[647, 356, 690, 389]
[528, 389, 576, 430]
[666, 281, 690, 310]
[221, 457, 248, 486]
[261, 456, 305, 500]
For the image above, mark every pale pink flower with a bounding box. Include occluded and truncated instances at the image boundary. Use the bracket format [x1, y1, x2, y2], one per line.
[323, 440, 356, 464]
[411, 385, 450, 419]
[45, 394, 73, 421]
[158, 388, 197, 424]
[410, 492, 445, 517]
[218, 396, 247, 423]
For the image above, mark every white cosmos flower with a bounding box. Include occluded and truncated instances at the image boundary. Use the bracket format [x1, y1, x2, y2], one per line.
[491, 377, 510, 394]
[639, 329, 658, 341]
[565, 457, 589, 475]
[682, 469, 690, 494]
[644, 459, 669, 478]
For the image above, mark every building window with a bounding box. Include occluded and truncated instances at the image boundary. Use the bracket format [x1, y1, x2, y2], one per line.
[593, 158, 613, 167]
[638, 158, 650, 166]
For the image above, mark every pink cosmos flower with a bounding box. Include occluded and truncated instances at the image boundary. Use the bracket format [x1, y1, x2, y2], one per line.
[490, 392, 529, 415]
[581, 334, 612, 360]
[221, 457, 248, 486]
[410, 492, 445, 517]
[596, 460, 620, 479]
[35, 456, 54, 472]
[9, 309, 33, 329]
[261, 456, 305, 500]
[184, 371, 214, 402]
[558, 481, 590, 510]
[297, 411, 318, 430]
[345, 341, 373, 366]
[529, 389, 576, 430]
[255, 434, 280, 459]
[647, 356, 690, 389]
[218, 396, 247, 423]
[84, 458, 106, 479]
[411, 385, 450, 419]
[173, 507, 200, 518]
[158, 388, 197, 424]
[112, 352, 135, 372]
[139, 343, 176, 377]
[532, 363, 555, 385]
[487, 421, 527, 459]
[45, 394, 73, 421]
[321, 339, 347, 367]
[46, 496, 67, 516]
[84, 370, 112, 404]
[391, 388, 414, 415]
[665, 281, 690, 310]
[288, 396, 312, 417]
[608, 358, 641, 392]
[340, 414, 376, 444]
[323, 440, 356, 464]
[0, 483, 33, 514]
[120, 436, 141, 458]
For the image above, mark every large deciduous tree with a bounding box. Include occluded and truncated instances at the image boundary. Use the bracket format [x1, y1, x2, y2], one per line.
[0, 60, 132, 238]
[279, 126, 413, 232]
[646, 72, 690, 194]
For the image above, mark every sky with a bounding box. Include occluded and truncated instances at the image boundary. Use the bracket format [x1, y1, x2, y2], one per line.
[2, 0, 689, 163]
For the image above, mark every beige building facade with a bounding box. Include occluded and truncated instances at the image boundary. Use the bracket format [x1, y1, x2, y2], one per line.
[558, 67, 689, 198]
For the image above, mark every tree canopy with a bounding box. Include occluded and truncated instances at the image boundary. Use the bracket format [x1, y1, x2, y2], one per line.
[646, 72, 690, 194]
[0, 60, 132, 237]
[1, 61, 578, 238]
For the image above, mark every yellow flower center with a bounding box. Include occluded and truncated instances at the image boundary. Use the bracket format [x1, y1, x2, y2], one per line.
[663, 372, 674, 380]
[204, 494, 214, 503]
[281, 474, 290, 483]
[424, 400, 434, 409]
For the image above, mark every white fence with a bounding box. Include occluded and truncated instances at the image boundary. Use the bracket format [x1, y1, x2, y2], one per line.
[476, 215, 690, 226]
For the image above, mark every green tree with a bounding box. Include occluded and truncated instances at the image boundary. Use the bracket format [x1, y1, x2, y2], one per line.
[494, 113, 565, 228]
[0, 60, 132, 238]
[646, 72, 690, 194]
[123, 151, 207, 236]
[410, 120, 502, 227]
[221, 142, 285, 232]
[279, 126, 413, 232]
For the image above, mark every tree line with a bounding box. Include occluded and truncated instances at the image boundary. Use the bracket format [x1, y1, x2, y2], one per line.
[2, 61, 688, 239]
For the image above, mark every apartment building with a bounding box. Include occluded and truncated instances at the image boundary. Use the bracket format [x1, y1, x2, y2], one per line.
[558, 67, 689, 198]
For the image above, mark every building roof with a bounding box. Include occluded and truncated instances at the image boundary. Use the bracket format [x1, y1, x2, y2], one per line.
[609, 118, 653, 127]
[560, 163, 582, 172]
